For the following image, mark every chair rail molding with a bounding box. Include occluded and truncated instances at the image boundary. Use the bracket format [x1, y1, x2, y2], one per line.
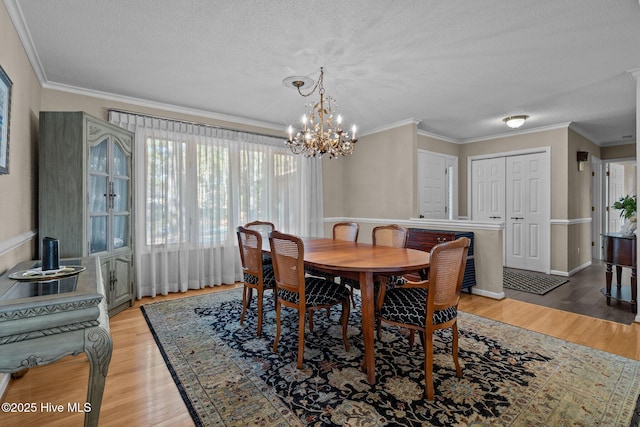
[550, 218, 592, 225]
[0, 229, 37, 257]
[324, 217, 505, 232]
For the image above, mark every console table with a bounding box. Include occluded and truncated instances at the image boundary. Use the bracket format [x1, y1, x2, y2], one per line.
[601, 232, 637, 313]
[0, 257, 112, 427]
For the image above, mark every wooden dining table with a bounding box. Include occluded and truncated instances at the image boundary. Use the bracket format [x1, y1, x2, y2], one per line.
[268, 237, 431, 384]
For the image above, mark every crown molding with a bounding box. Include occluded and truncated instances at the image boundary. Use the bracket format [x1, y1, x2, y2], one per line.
[42, 81, 286, 133]
[4, 0, 47, 84]
[628, 68, 640, 83]
[461, 122, 573, 144]
[567, 122, 601, 145]
[360, 118, 422, 138]
[416, 129, 459, 144]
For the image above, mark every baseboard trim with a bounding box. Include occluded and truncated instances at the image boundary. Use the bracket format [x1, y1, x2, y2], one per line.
[550, 260, 592, 277]
[471, 288, 505, 300]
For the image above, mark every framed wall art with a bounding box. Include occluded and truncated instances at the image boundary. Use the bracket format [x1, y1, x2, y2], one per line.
[0, 65, 13, 174]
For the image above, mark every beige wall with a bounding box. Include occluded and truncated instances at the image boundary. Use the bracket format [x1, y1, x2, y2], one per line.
[322, 156, 345, 218]
[568, 130, 599, 220]
[601, 143, 636, 160]
[326, 123, 417, 219]
[417, 133, 461, 157]
[0, 3, 40, 274]
[564, 129, 600, 271]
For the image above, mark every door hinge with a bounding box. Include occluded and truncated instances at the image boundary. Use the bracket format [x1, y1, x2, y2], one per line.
[592, 171, 595, 176]
[606, 206, 609, 212]
[592, 241, 595, 247]
[591, 206, 595, 212]
[606, 171, 610, 176]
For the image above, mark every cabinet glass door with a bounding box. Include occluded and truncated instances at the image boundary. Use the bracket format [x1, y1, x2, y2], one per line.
[111, 144, 130, 251]
[89, 139, 109, 254]
[88, 138, 131, 255]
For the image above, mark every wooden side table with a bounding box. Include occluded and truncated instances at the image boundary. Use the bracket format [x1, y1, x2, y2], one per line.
[601, 232, 637, 313]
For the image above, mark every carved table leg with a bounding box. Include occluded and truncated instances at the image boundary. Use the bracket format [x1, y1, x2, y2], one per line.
[83, 326, 113, 427]
[11, 368, 29, 379]
[605, 263, 612, 305]
[616, 265, 623, 288]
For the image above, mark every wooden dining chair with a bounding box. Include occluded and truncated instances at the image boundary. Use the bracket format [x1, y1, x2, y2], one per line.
[306, 221, 359, 280]
[333, 221, 359, 242]
[269, 231, 351, 369]
[372, 224, 408, 248]
[375, 237, 470, 401]
[343, 224, 408, 305]
[245, 220, 275, 237]
[245, 221, 276, 264]
[237, 226, 276, 337]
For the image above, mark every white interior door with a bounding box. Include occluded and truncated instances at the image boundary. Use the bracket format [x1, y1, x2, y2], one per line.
[471, 157, 505, 222]
[418, 150, 458, 219]
[505, 152, 550, 272]
[607, 163, 625, 232]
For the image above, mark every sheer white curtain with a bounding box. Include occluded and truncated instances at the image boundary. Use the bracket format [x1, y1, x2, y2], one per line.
[110, 112, 324, 297]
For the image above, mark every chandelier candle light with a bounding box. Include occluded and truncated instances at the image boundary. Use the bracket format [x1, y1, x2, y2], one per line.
[285, 67, 357, 159]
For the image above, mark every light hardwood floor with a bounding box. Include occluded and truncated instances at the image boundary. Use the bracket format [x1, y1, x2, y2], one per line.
[2, 283, 639, 426]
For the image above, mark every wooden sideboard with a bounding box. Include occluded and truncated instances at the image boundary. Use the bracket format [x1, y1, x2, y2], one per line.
[601, 232, 637, 313]
[407, 228, 476, 292]
[0, 257, 112, 426]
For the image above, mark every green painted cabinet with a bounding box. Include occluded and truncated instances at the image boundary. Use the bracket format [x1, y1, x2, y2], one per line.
[39, 111, 135, 316]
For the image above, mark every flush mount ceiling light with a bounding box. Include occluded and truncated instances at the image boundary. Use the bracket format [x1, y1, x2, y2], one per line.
[503, 115, 529, 129]
[283, 67, 357, 159]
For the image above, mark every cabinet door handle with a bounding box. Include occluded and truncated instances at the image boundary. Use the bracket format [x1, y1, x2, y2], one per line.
[510, 216, 524, 220]
[489, 216, 501, 219]
[107, 182, 116, 210]
[436, 237, 449, 242]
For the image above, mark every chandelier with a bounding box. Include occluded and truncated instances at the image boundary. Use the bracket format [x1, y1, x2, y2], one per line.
[285, 67, 357, 159]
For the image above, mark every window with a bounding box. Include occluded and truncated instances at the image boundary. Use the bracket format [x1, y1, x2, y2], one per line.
[144, 133, 314, 247]
[110, 111, 323, 295]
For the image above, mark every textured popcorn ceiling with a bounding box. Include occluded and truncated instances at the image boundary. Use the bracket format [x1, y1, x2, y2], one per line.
[6, 0, 640, 144]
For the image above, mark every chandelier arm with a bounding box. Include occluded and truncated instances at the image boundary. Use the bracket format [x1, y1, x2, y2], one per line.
[296, 67, 324, 97]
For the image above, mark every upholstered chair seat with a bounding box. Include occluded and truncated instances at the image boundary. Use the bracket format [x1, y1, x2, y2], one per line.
[278, 276, 350, 307]
[243, 264, 275, 288]
[378, 287, 458, 328]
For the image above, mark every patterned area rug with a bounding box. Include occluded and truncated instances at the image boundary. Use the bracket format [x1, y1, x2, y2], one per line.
[141, 289, 640, 426]
[503, 270, 569, 295]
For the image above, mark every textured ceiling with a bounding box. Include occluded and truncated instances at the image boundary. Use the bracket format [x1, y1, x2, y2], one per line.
[5, 0, 640, 145]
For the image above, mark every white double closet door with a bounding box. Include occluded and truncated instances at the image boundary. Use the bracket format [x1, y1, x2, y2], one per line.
[471, 151, 550, 273]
